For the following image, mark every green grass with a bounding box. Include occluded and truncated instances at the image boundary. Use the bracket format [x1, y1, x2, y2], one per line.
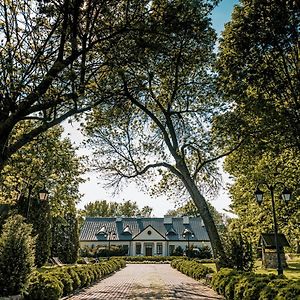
[200, 255, 300, 280]
[254, 257, 300, 279]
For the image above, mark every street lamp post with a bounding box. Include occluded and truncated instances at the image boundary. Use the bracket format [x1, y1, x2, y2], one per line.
[24, 186, 49, 218]
[105, 231, 116, 260]
[254, 183, 291, 276]
[183, 228, 194, 259]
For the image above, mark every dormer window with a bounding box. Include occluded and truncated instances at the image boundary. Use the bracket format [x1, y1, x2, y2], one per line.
[97, 226, 106, 235]
[122, 225, 132, 235]
[166, 227, 177, 236]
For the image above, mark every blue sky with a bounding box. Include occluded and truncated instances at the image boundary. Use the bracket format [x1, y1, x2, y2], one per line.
[65, 0, 240, 216]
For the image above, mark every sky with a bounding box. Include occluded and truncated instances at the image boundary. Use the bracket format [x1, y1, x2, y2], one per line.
[63, 0, 240, 217]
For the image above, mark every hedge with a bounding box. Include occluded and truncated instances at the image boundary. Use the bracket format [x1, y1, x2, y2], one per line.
[24, 258, 126, 300]
[171, 258, 214, 280]
[113, 255, 215, 263]
[211, 268, 300, 300]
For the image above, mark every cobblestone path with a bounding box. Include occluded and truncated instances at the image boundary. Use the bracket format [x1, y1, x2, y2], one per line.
[67, 264, 223, 300]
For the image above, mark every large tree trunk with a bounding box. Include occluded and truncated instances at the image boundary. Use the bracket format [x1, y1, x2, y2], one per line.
[176, 162, 229, 268]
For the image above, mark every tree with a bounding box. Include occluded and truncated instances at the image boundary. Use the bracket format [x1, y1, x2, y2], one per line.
[0, 0, 155, 171]
[82, 199, 153, 217]
[0, 214, 35, 296]
[51, 213, 79, 264]
[215, 0, 300, 153]
[223, 148, 300, 253]
[85, 0, 230, 265]
[0, 122, 84, 265]
[0, 122, 84, 217]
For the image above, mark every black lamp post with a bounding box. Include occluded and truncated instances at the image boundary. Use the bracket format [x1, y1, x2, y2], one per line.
[254, 183, 291, 275]
[183, 228, 194, 259]
[105, 231, 116, 260]
[25, 186, 49, 218]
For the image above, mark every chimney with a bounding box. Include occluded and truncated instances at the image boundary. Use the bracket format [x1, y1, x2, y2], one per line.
[116, 216, 122, 222]
[183, 216, 189, 225]
[163, 215, 172, 224]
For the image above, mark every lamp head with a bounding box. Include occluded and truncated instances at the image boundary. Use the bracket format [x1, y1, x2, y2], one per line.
[282, 187, 292, 203]
[254, 187, 263, 205]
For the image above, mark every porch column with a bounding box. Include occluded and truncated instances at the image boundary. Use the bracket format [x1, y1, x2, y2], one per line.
[141, 242, 144, 255]
[154, 242, 157, 256]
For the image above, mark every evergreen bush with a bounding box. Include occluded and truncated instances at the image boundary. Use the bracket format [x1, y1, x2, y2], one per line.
[0, 214, 35, 297]
[211, 268, 300, 300]
[25, 272, 63, 300]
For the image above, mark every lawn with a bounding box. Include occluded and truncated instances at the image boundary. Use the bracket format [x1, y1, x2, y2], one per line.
[254, 256, 300, 279]
[202, 255, 300, 280]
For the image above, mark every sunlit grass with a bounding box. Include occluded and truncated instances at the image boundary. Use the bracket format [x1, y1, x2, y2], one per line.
[254, 256, 300, 280]
[201, 255, 300, 280]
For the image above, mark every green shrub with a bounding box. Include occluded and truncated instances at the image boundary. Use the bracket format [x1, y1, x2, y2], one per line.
[211, 269, 300, 300]
[0, 214, 35, 297]
[171, 258, 214, 281]
[259, 279, 289, 300]
[224, 274, 243, 300]
[65, 267, 81, 290]
[50, 271, 73, 296]
[211, 268, 238, 295]
[242, 276, 271, 300]
[25, 272, 63, 300]
[275, 280, 300, 300]
[25, 258, 126, 298]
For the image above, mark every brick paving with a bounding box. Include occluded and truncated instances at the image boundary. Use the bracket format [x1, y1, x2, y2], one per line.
[67, 264, 223, 300]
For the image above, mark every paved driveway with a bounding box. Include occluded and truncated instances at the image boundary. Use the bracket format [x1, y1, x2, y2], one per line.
[67, 264, 223, 300]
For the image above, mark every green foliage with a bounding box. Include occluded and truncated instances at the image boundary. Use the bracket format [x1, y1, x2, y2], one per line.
[211, 268, 239, 295]
[19, 198, 52, 268]
[186, 245, 212, 259]
[51, 213, 79, 264]
[113, 256, 179, 263]
[84, 0, 228, 264]
[25, 272, 64, 300]
[216, 0, 299, 151]
[0, 123, 84, 217]
[82, 199, 153, 217]
[171, 258, 214, 280]
[211, 268, 300, 300]
[0, 214, 35, 296]
[26, 259, 126, 299]
[275, 281, 300, 300]
[0, 0, 157, 170]
[227, 232, 254, 272]
[173, 246, 184, 256]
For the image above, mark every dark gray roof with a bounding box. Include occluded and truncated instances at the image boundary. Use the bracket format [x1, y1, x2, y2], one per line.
[80, 217, 210, 242]
[259, 233, 290, 248]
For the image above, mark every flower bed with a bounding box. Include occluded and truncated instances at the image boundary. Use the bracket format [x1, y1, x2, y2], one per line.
[24, 258, 126, 300]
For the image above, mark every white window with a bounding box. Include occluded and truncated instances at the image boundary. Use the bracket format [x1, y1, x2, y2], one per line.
[157, 243, 163, 255]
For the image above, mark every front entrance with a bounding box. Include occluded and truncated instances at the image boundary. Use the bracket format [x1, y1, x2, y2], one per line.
[145, 244, 153, 256]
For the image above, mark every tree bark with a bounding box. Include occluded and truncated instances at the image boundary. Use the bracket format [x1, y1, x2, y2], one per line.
[176, 161, 229, 268]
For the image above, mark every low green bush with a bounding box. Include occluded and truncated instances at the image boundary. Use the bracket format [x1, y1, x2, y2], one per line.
[259, 279, 289, 300]
[211, 268, 239, 295]
[115, 255, 181, 263]
[211, 268, 300, 300]
[275, 281, 300, 300]
[26, 258, 126, 300]
[171, 258, 214, 280]
[25, 272, 63, 300]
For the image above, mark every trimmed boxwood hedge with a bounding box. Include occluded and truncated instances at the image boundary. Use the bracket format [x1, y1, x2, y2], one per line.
[113, 255, 215, 264]
[211, 268, 300, 300]
[171, 258, 214, 280]
[24, 258, 126, 300]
